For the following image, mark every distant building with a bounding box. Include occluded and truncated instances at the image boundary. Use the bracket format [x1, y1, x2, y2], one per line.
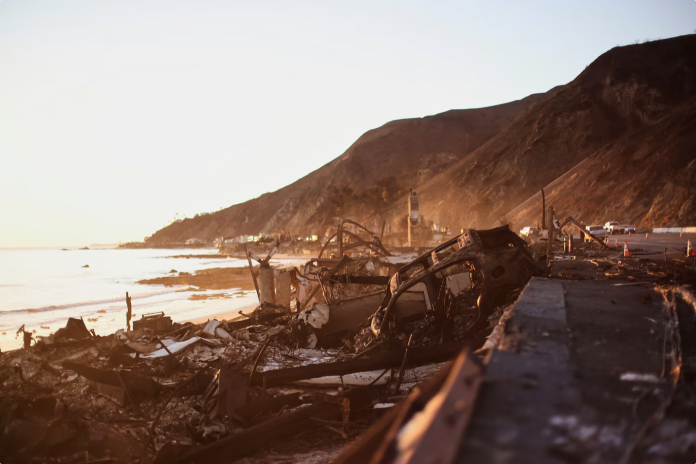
[185, 238, 205, 245]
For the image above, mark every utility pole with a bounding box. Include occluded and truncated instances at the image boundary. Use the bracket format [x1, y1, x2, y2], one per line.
[547, 205, 555, 262]
[541, 188, 546, 230]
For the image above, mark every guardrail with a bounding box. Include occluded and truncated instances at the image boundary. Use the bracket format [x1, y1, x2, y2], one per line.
[652, 227, 696, 233]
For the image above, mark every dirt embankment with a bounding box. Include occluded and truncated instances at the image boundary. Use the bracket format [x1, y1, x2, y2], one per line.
[509, 95, 696, 230]
[137, 267, 256, 291]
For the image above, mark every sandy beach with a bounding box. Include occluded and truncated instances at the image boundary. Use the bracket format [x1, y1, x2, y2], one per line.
[184, 303, 257, 325]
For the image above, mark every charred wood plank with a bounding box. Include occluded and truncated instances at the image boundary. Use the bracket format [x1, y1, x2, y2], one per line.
[62, 361, 159, 396]
[250, 341, 478, 388]
[245, 244, 261, 301]
[234, 392, 302, 418]
[371, 350, 484, 464]
[180, 396, 348, 463]
[392, 334, 414, 395]
[559, 216, 610, 249]
[332, 359, 454, 464]
[182, 402, 337, 463]
[248, 336, 274, 386]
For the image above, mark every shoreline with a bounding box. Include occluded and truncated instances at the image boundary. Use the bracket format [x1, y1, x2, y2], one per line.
[183, 301, 258, 325]
[0, 248, 307, 351]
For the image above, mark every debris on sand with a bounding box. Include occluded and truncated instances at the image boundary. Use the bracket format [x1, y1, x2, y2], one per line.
[3, 223, 695, 464]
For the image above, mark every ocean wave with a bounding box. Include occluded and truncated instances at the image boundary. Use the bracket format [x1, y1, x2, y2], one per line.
[2, 288, 183, 314]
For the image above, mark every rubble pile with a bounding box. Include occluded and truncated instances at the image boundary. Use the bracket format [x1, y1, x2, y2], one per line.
[3, 219, 694, 464]
[1, 225, 542, 464]
[0, 313, 352, 463]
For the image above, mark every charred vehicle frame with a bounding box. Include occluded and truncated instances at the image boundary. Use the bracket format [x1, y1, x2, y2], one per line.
[368, 225, 545, 342]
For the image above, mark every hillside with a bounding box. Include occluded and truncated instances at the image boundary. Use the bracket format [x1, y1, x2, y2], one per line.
[508, 95, 696, 231]
[147, 91, 555, 243]
[149, 34, 696, 245]
[410, 34, 696, 231]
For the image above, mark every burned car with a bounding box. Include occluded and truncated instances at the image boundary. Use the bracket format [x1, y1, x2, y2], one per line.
[365, 225, 545, 346]
[295, 225, 546, 351]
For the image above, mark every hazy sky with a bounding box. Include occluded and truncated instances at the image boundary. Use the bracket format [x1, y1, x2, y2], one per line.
[1, 0, 693, 247]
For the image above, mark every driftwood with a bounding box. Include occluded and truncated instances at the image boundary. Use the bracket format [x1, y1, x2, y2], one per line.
[126, 292, 132, 331]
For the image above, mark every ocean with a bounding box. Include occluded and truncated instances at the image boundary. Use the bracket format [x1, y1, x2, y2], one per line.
[0, 247, 263, 351]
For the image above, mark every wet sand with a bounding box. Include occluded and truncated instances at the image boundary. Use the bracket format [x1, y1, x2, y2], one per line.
[137, 266, 256, 291]
[184, 303, 257, 325]
[137, 266, 262, 325]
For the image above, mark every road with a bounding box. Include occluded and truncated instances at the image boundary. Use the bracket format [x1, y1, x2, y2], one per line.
[572, 232, 693, 255]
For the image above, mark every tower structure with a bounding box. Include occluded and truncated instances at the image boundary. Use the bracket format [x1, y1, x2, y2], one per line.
[408, 190, 421, 247]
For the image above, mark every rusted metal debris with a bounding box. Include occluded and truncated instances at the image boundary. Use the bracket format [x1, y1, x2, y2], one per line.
[332, 355, 456, 464]
[297, 291, 385, 347]
[62, 361, 160, 405]
[334, 349, 484, 464]
[560, 215, 610, 249]
[248, 342, 480, 388]
[318, 217, 392, 259]
[245, 241, 282, 305]
[363, 225, 544, 349]
[132, 312, 173, 334]
[245, 243, 262, 301]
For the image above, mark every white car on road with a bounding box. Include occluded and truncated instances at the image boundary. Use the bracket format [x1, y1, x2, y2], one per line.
[604, 222, 625, 235]
[585, 225, 608, 241]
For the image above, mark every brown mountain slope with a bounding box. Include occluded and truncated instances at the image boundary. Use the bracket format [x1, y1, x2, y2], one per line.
[147, 91, 555, 243]
[410, 34, 696, 231]
[508, 95, 696, 231]
[149, 34, 696, 245]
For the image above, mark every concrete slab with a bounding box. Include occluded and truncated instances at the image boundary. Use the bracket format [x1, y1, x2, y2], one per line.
[455, 277, 682, 463]
[456, 278, 578, 464]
